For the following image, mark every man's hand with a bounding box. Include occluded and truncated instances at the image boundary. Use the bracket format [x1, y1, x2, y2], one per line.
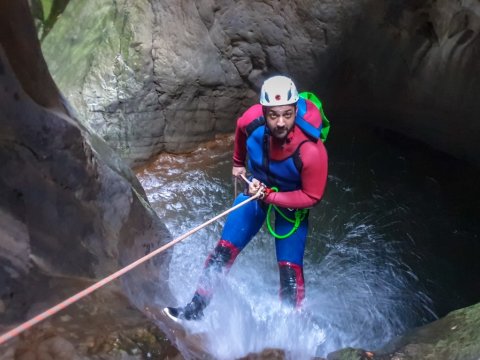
[247, 178, 263, 196]
[246, 178, 274, 199]
[232, 166, 246, 178]
[238, 174, 275, 199]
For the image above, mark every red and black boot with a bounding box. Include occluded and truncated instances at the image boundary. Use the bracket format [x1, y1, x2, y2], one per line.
[278, 261, 305, 308]
[164, 240, 240, 321]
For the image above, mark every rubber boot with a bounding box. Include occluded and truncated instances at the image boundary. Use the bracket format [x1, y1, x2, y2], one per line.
[278, 261, 305, 308]
[196, 239, 240, 295]
[164, 240, 240, 321]
[204, 239, 240, 270]
[164, 292, 207, 321]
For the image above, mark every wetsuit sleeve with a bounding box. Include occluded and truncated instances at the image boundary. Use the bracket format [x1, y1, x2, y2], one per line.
[233, 104, 263, 167]
[233, 121, 247, 167]
[264, 141, 328, 208]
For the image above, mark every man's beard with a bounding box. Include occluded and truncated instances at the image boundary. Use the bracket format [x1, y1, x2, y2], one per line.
[271, 126, 291, 140]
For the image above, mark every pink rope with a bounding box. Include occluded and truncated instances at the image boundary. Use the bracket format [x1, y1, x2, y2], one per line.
[0, 191, 261, 345]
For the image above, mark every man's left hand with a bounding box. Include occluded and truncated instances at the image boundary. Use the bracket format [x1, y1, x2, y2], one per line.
[247, 178, 274, 199]
[247, 178, 263, 196]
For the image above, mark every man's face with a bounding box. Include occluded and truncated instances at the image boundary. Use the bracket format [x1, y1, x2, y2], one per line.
[265, 105, 296, 140]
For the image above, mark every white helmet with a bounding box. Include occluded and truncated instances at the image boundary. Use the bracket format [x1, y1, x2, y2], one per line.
[260, 75, 299, 106]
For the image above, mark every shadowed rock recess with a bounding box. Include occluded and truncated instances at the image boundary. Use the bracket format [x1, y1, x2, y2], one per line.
[0, 0, 479, 359]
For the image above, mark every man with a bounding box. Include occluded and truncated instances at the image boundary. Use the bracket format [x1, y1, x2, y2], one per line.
[164, 75, 328, 321]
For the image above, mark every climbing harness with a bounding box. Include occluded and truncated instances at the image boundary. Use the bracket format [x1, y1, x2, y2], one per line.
[239, 176, 308, 239]
[0, 189, 263, 345]
[266, 187, 309, 239]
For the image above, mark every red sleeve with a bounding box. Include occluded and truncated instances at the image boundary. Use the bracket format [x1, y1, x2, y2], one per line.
[233, 104, 263, 167]
[233, 124, 247, 167]
[264, 141, 328, 208]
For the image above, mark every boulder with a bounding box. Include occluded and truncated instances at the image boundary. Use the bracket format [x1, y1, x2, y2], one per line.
[329, 302, 480, 360]
[0, 0, 174, 356]
[380, 301, 480, 360]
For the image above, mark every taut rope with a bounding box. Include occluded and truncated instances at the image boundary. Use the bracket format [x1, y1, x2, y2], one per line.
[0, 190, 262, 345]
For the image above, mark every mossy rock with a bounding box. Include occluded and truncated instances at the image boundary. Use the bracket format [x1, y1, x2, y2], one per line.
[380, 302, 480, 359]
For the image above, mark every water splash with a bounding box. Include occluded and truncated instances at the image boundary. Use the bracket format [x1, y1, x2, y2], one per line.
[304, 221, 436, 355]
[187, 281, 326, 360]
[135, 134, 460, 358]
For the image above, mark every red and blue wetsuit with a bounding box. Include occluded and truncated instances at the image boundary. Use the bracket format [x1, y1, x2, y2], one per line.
[195, 98, 328, 308]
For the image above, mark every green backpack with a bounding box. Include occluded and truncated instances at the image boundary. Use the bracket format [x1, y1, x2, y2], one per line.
[298, 91, 331, 143]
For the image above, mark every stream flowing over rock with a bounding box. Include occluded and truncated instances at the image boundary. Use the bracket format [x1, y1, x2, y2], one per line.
[40, 0, 480, 167]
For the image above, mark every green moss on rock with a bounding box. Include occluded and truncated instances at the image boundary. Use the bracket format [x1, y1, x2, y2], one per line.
[41, 0, 146, 157]
[381, 302, 480, 359]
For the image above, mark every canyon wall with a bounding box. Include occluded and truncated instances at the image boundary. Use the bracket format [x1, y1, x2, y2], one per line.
[40, 0, 480, 166]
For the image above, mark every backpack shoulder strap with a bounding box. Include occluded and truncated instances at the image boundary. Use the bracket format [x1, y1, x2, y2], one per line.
[245, 116, 265, 137]
[292, 140, 312, 172]
[295, 98, 321, 141]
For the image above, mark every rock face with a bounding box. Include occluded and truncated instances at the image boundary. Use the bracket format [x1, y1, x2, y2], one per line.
[325, 0, 480, 166]
[381, 302, 480, 360]
[40, 0, 350, 166]
[328, 302, 480, 360]
[40, 0, 480, 167]
[0, 0, 174, 354]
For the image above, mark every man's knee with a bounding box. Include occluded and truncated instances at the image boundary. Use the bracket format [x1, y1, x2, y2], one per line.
[204, 239, 240, 272]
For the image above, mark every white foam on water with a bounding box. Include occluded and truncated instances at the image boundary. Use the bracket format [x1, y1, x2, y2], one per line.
[184, 276, 326, 360]
[137, 141, 440, 359]
[162, 217, 436, 359]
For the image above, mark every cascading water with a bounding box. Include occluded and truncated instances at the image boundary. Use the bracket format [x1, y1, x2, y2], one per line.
[136, 123, 479, 359]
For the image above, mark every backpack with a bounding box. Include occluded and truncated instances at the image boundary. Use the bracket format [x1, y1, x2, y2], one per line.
[296, 92, 331, 143]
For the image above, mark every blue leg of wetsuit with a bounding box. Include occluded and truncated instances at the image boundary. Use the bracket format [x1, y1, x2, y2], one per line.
[274, 208, 309, 308]
[221, 194, 267, 249]
[194, 194, 266, 305]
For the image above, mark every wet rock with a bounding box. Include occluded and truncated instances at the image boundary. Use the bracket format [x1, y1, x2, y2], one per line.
[0, 1, 176, 358]
[326, 348, 375, 360]
[239, 348, 287, 360]
[40, 1, 480, 167]
[40, 0, 337, 165]
[40, 0, 250, 166]
[26, 336, 81, 360]
[324, 302, 480, 360]
[379, 301, 480, 360]
[0, 279, 181, 359]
